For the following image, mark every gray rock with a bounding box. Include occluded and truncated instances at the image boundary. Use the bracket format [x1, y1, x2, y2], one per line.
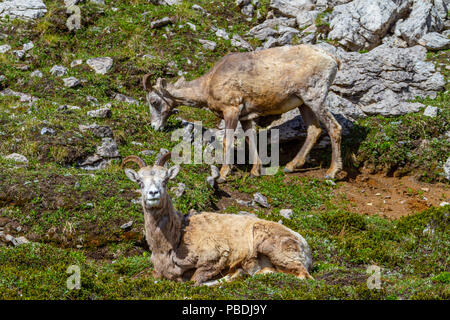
[79, 123, 113, 138]
[5, 234, 29, 246]
[86, 57, 113, 75]
[236, 199, 253, 206]
[50, 65, 67, 77]
[71, 59, 83, 67]
[444, 157, 450, 181]
[30, 69, 43, 78]
[151, 0, 181, 5]
[0, 88, 36, 103]
[241, 4, 255, 17]
[40, 127, 55, 135]
[172, 182, 186, 198]
[236, 0, 251, 7]
[90, 0, 105, 4]
[280, 209, 293, 219]
[199, 39, 217, 51]
[64, 0, 80, 6]
[394, 0, 443, 46]
[4, 153, 28, 164]
[329, 0, 411, 51]
[215, 28, 230, 40]
[253, 192, 269, 208]
[270, 0, 314, 17]
[0, 0, 47, 20]
[231, 34, 254, 51]
[120, 221, 133, 230]
[296, 9, 319, 28]
[423, 106, 439, 117]
[87, 107, 112, 118]
[96, 138, 120, 158]
[114, 92, 138, 104]
[418, 32, 450, 50]
[151, 16, 173, 29]
[316, 42, 445, 117]
[434, 0, 449, 20]
[247, 17, 296, 40]
[23, 41, 34, 51]
[12, 49, 25, 59]
[140, 150, 156, 156]
[0, 44, 11, 53]
[191, 4, 206, 13]
[79, 153, 103, 166]
[63, 76, 81, 88]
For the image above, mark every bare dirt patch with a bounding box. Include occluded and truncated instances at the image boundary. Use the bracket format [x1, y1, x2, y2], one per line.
[214, 168, 449, 219]
[299, 168, 449, 219]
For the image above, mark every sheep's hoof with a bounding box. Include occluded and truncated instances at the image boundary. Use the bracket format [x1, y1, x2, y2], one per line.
[324, 174, 334, 180]
[249, 173, 260, 179]
[283, 166, 294, 173]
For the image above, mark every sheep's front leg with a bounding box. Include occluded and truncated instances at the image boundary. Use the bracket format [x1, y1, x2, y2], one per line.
[191, 255, 229, 286]
[217, 108, 239, 184]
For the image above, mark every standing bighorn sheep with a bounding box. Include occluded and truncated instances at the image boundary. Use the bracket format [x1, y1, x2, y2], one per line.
[143, 44, 342, 182]
[122, 153, 313, 286]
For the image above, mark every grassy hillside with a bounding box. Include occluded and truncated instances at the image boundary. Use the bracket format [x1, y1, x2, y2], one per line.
[0, 0, 449, 299]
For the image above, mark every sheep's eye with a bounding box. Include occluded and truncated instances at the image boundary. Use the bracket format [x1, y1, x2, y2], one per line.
[138, 181, 144, 188]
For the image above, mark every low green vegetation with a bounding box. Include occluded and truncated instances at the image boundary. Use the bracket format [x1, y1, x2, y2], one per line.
[0, 0, 449, 300]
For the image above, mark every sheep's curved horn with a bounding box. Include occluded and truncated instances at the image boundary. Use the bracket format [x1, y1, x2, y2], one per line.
[155, 152, 171, 167]
[142, 74, 153, 92]
[121, 155, 146, 169]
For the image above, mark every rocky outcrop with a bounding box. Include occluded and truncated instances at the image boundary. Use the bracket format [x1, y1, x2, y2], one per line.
[0, 0, 47, 20]
[267, 42, 445, 141]
[394, 0, 445, 46]
[328, 0, 412, 51]
[319, 42, 445, 118]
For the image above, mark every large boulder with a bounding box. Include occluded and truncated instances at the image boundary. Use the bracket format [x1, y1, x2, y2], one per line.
[318, 42, 445, 118]
[270, 0, 319, 28]
[394, 0, 444, 46]
[418, 32, 450, 50]
[328, 0, 412, 51]
[268, 42, 445, 141]
[0, 0, 47, 20]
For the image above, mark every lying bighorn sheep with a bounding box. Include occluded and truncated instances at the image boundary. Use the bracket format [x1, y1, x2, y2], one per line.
[122, 153, 313, 286]
[143, 44, 342, 182]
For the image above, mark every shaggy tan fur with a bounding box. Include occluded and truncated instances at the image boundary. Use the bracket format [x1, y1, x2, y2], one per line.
[122, 155, 313, 286]
[144, 44, 342, 181]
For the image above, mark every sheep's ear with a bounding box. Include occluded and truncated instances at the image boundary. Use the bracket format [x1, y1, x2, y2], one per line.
[154, 77, 167, 90]
[167, 165, 180, 180]
[124, 168, 140, 184]
[174, 76, 185, 88]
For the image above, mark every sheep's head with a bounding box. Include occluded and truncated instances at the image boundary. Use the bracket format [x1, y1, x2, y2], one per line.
[122, 153, 180, 209]
[143, 75, 175, 131]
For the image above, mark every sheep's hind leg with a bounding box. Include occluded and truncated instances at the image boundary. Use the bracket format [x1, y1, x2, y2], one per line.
[298, 86, 342, 179]
[258, 237, 313, 280]
[284, 104, 322, 173]
[201, 269, 245, 286]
